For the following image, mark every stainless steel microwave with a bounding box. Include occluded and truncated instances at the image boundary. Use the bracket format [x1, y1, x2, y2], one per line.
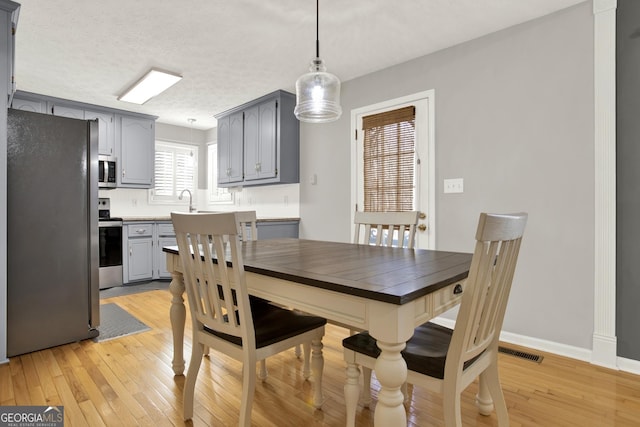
[98, 156, 117, 188]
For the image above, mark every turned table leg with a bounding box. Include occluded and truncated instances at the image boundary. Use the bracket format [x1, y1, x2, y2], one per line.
[169, 271, 186, 376]
[373, 340, 407, 427]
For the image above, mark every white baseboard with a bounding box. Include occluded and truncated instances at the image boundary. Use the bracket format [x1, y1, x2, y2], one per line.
[429, 316, 640, 374]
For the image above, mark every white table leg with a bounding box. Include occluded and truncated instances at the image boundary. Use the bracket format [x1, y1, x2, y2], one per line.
[373, 340, 407, 427]
[169, 271, 186, 376]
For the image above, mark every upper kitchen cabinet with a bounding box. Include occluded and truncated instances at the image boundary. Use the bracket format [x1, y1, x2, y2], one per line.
[116, 115, 155, 188]
[11, 96, 46, 113]
[217, 111, 244, 185]
[10, 90, 156, 188]
[85, 110, 115, 156]
[215, 90, 299, 187]
[1, 0, 18, 103]
[51, 104, 116, 157]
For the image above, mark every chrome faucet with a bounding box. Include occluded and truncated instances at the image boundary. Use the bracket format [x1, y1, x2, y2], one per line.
[178, 189, 196, 212]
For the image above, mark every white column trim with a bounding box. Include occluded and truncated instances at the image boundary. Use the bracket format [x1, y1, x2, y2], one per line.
[592, 0, 617, 369]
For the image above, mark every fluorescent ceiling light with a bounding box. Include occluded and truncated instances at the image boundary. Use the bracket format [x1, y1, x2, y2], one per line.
[118, 68, 182, 104]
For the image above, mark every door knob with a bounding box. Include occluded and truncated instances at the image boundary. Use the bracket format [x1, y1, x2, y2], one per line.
[418, 224, 427, 232]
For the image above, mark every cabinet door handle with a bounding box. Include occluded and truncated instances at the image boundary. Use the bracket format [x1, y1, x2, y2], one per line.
[226, 167, 231, 176]
[255, 162, 261, 172]
[122, 169, 126, 178]
[129, 247, 133, 256]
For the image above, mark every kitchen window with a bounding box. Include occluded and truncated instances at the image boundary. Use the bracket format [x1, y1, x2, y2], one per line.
[207, 144, 233, 204]
[151, 140, 198, 203]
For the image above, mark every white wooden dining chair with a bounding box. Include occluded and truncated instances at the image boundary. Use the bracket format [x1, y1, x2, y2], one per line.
[352, 210, 420, 402]
[235, 210, 258, 242]
[353, 211, 420, 248]
[172, 212, 326, 426]
[343, 212, 527, 427]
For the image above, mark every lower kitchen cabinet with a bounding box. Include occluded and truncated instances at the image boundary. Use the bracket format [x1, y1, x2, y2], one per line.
[257, 220, 299, 239]
[123, 221, 176, 283]
[123, 218, 297, 284]
[125, 223, 154, 282]
[155, 222, 176, 279]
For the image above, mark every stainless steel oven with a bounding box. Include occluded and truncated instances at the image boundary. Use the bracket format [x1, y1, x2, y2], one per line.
[98, 198, 123, 289]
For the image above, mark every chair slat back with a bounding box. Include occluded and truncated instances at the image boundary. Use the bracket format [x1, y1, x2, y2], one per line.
[447, 213, 527, 373]
[171, 212, 256, 349]
[353, 211, 420, 248]
[235, 210, 258, 242]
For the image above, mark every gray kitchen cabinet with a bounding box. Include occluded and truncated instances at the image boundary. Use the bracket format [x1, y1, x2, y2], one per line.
[117, 115, 154, 188]
[11, 96, 46, 113]
[215, 90, 299, 187]
[51, 105, 116, 157]
[10, 90, 156, 185]
[86, 110, 115, 156]
[154, 222, 176, 279]
[51, 104, 84, 120]
[1, 0, 18, 102]
[257, 220, 299, 239]
[217, 111, 244, 185]
[125, 223, 154, 282]
[243, 100, 277, 182]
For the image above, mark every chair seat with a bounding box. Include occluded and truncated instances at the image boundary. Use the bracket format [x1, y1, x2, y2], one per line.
[343, 322, 481, 379]
[206, 299, 327, 349]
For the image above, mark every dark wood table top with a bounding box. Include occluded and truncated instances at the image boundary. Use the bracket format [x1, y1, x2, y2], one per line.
[164, 238, 472, 305]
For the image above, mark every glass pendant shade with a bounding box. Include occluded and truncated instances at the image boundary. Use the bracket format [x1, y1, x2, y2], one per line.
[295, 58, 342, 123]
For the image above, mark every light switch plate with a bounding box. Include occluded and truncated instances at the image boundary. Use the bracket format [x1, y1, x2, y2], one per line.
[444, 178, 464, 193]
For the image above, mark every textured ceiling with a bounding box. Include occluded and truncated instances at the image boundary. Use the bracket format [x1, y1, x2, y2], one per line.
[13, 0, 585, 130]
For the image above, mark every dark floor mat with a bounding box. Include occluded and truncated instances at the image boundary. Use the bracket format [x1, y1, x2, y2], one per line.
[93, 303, 150, 342]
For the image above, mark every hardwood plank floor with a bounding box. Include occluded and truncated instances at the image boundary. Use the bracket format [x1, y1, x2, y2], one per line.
[2, 288, 639, 426]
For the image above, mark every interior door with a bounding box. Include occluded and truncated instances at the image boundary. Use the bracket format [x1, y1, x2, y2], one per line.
[351, 91, 435, 249]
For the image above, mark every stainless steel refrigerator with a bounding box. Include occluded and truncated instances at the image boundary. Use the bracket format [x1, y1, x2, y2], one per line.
[7, 108, 100, 357]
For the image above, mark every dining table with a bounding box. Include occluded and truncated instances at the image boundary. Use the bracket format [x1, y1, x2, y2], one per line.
[163, 238, 474, 427]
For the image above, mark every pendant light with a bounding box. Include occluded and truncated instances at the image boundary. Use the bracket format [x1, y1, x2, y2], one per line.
[294, 0, 342, 123]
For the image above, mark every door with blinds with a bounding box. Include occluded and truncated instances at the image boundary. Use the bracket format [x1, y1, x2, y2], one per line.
[352, 91, 435, 249]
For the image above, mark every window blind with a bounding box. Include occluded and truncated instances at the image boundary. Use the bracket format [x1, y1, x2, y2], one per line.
[362, 106, 416, 212]
[153, 141, 198, 202]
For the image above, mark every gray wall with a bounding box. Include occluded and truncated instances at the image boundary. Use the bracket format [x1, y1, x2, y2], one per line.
[616, 0, 640, 360]
[300, 2, 595, 350]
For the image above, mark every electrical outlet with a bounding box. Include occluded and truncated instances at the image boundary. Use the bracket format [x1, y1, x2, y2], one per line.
[444, 178, 464, 194]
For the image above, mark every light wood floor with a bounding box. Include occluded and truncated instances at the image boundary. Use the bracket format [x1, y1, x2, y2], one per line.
[2, 289, 640, 426]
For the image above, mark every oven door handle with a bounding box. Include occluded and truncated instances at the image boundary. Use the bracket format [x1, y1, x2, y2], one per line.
[99, 221, 123, 228]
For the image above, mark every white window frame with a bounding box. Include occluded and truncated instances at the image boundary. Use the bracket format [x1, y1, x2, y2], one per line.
[150, 140, 199, 204]
[207, 143, 234, 204]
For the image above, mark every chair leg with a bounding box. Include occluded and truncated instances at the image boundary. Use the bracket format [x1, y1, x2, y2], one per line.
[362, 366, 372, 408]
[302, 342, 311, 379]
[258, 359, 268, 381]
[310, 338, 325, 408]
[344, 361, 361, 427]
[183, 341, 204, 420]
[295, 344, 302, 358]
[442, 382, 463, 427]
[476, 371, 495, 416]
[239, 357, 257, 427]
[480, 363, 509, 425]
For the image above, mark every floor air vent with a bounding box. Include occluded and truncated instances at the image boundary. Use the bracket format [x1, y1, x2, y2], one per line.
[498, 346, 543, 363]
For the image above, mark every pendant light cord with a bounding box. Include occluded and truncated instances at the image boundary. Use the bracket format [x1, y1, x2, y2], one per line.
[315, 0, 320, 58]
